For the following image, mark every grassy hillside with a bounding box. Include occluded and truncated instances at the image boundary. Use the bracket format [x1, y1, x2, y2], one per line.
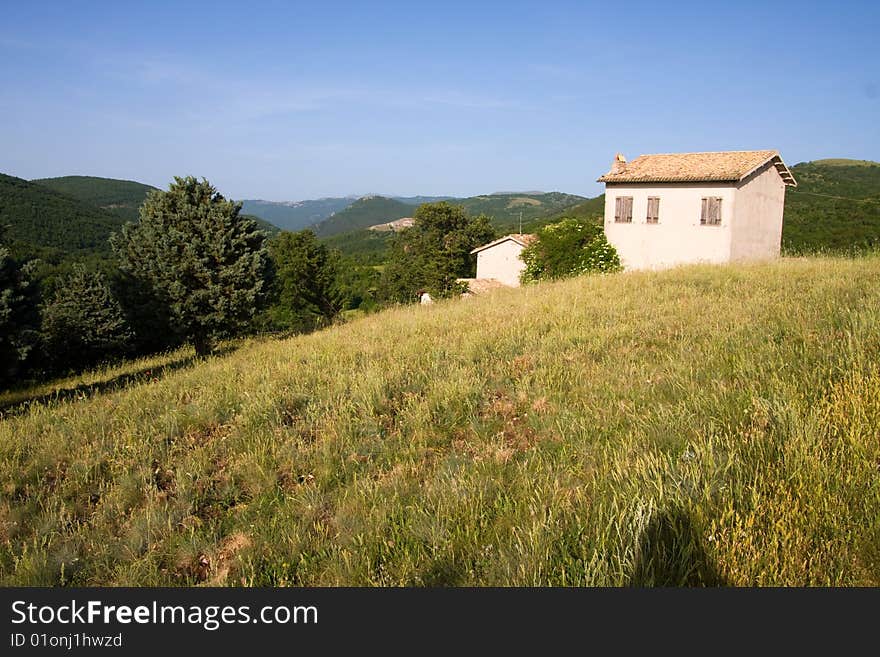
[782, 159, 880, 253]
[1, 256, 879, 586]
[241, 198, 355, 232]
[314, 196, 413, 237]
[0, 172, 127, 258]
[33, 176, 158, 223]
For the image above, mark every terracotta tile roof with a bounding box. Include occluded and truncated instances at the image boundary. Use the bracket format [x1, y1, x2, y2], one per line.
[597, 150, 797, 186]
[470, 233, 537, 254]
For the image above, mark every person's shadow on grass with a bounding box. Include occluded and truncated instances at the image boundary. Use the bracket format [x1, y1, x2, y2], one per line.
[628, 507, 727, 587]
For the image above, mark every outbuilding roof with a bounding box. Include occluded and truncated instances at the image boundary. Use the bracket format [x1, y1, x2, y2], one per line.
[470, 233, 537, 255]
[597, 150, 797, 186]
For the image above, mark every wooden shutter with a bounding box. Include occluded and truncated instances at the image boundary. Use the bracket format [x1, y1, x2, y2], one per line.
[647, 197, 659, 224]
[701, 197, 721, 225]
[615, 196, 633, 223]
[710, 197, 721, 225]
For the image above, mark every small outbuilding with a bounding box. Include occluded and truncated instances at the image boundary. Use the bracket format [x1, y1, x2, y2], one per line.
[469, 233, 537, 287]
[598, 150, 796, 270]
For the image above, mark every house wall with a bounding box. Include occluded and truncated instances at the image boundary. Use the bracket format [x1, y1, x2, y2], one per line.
[730, 164, 786, 260]
[603, 182, 737, 270]
[475, 240, 527, 286]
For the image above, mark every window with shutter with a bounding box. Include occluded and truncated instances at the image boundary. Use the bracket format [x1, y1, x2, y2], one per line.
[646, 197, 660, 224]
[615, 196, 633, 223]
[700, 197, 722, 225]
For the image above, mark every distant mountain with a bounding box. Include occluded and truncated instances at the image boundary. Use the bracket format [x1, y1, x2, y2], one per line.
[782, 159, 880, 252]
[456, 192, 589, 230]
[313, 196, 414, 237]
[0, 172, 127, 259]
[240, 197, 356, 232]
[489, 190, 546, 196]
[240, 214, 281, 236]
[393, 196, 458, 205]
[33, 175, 158, 222]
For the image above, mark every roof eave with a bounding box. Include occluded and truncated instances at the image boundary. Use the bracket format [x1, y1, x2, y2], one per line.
[471, 235, 531, 254]
[737, 153, 797, 187]
[599, 176, 741, 185]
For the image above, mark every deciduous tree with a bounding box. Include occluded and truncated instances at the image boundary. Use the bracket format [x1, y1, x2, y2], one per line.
[380, 202, 495, 303]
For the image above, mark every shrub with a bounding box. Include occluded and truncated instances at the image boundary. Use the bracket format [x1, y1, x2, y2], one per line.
[520, 217, 621, 283]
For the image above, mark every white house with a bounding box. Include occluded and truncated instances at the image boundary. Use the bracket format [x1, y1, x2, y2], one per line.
[598, 150, 797, 270]
[469, 233, 537, 287]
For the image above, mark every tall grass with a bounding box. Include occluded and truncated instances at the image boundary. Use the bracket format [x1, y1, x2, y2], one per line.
[1, 256, 879, 586]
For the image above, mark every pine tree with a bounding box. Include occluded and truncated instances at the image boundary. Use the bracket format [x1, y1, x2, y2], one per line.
[0, 226, 40, 385]
[111, 177, 272, 356]
[41, 265, 132, 371]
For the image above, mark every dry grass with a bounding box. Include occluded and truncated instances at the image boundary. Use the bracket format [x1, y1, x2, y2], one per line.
[1, 256, 879, 586]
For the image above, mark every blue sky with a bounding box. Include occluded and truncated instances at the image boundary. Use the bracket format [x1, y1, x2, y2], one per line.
[1, 1, 877, 200]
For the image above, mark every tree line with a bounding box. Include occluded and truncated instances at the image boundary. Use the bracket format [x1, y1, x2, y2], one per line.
[0, 177, 505, 388]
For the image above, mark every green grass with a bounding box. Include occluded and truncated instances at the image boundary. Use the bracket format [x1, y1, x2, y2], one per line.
[2, 256, 879, 586]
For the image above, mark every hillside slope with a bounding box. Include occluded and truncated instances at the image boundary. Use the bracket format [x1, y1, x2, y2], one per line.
[33, 176, 158, 222]
[2, 256, 879, 586]
[0, 172, 127, 257]
[527, 194, 606, 230]
[782, 159, 880, 252]
[314, 196, 413, 237]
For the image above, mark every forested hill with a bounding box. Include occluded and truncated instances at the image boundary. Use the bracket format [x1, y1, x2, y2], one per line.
[0, 172, 127, 258]
[313, 196, 414, 237]
[313, 191, 590, 238]
[33, 176, 159, 222]
[782, 159, 880, 252]
[456, 192, 588, 231]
